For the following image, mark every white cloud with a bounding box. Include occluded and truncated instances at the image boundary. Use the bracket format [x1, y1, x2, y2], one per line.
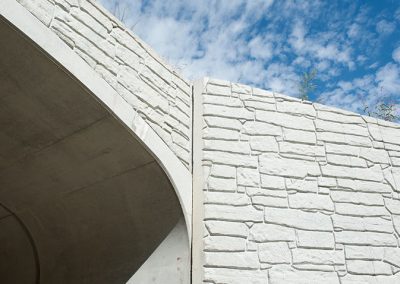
[319, 63, 400, 115]
[393, 46, 400, 63]
[376, 19, 396, 35]
[99, 0, 399, 113]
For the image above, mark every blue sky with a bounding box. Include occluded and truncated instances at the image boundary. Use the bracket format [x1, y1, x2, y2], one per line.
[100, 0, 400, 117]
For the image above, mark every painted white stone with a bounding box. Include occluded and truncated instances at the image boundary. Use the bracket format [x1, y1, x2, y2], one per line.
[330, 190, 384, 206]
[206, 83, 231, 96]
[346, 260, 392, 275]
[286, 178, 319, 193]
[296, 230, 335, 249]
[268, 265, 340, 284]
[204, 236, 245, 252]
[321, 164, 383, 182]
[210, 164, 236, 179]
[204, 251, 259, 269]
[256, 110, 315, 131]
[337, 179, 392, 194]
[283, 128, 316, 144]
[345, 245, 384, 260]
[205, 192, 251, 206]
[277, 101, 316, 117]
[251, 195, 288, 208]
[335, 231, 397, 246]
[289, 192, 334, 212]
[259, 154, 320, 178]
[242, 121, 282, 136]
[204, 268, 268, 284]
[203, 151, 258, 168]
[203, 127, 240, 141]
[204, 116, 242, 131]
[335, 203, 389, 217]
[205, 221, 248, 238]
[264, 207, 333, 231]
[279, 142, 325, 157]
[249, 136, 278, 152]
[383, 198, 400, 215]
[327, 154, 367, 167]
[332, 215, 393, 233]
[208, 176, 237, 192]
[260, 175, 286, 190]
[317, 110, 365, 124]
[205, 204, 263, 222]
[292, 248, 345, 265]
[203, 104, 254, 120]
[237, 167, 260, 187]
[259, 242, 291, 264]
[359, 147, 390, 164]
[315, 120, 369, 137]
[249, 223, 295, 242]
[317, 132, 372, 147]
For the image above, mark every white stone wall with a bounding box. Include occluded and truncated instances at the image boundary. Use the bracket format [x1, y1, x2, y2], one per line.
[15, 0, 192, 168]
[195, 78, 400, 284]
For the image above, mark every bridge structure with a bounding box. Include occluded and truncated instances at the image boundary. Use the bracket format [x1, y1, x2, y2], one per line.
[1, 1, 400, 283]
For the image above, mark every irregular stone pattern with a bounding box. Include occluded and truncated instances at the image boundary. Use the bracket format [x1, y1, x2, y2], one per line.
[201, 78, 400, 284]
[16, 0, 192, 168]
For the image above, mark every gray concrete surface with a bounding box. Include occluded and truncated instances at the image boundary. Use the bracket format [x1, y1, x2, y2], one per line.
[0, 17, 187, 284]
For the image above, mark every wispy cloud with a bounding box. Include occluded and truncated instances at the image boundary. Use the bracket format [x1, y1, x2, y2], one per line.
[100, 0, 400, 117]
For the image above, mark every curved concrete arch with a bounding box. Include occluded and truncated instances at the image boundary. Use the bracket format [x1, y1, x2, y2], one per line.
[0, 0, 191, 283]
[0, 0, 192, 234]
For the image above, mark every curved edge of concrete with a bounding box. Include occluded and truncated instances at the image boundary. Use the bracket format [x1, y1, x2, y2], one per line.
[0, 0, 192, 242]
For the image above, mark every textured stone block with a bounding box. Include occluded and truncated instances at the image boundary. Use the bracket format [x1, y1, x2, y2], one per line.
[259, 242, 291, 264]
[204, 251, 259, 269]
[249, 136, 278, 152]
[286, 178, 318, 193]
[346, 260, 392, 275]
[210, 164, 236, 179]
[292, 248, 345, 265]
[296, 230, 335, 249]
[237, 167, 260, 187]
[330, 190, 384, 206]
[205, 192, 251, 206]
[249, 223, 295, 242]
[208, 176, 237, 192]
[289, 192, 334, 212]
[242, 121, 282, 136]
[205, 221, 248, 238]
[335, 231, 397, 246]
[283, 128, 316, 144]
[205, 204, 263, 222]
[345, 245, 384, 260]
[335, 203, 389, 217]
[268, 265, 340, 284]
[265, 207, 333, 231]
[332, 215, 393, 233]
[251, 195, 288, 208]
[277, 101, 316, 117]
[204, 236, 246, 252]
[256, 110, 315, 131]
[259, 154, 320, 178]
[321, 164, 383, 182]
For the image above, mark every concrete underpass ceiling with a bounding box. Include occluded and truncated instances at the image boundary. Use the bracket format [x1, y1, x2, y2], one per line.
[0, 17, 182, 284]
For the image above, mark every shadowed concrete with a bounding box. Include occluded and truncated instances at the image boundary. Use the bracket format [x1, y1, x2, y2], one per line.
[0, 17, 186, 284]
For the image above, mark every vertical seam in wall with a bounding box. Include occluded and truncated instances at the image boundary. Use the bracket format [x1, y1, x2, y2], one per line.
[190, 83, 194, 284]
[191, 79, 206, 284]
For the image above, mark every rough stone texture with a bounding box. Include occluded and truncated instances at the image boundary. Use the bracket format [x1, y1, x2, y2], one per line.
[16, 0, 192, 169]
[199, 78, 400, 283]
